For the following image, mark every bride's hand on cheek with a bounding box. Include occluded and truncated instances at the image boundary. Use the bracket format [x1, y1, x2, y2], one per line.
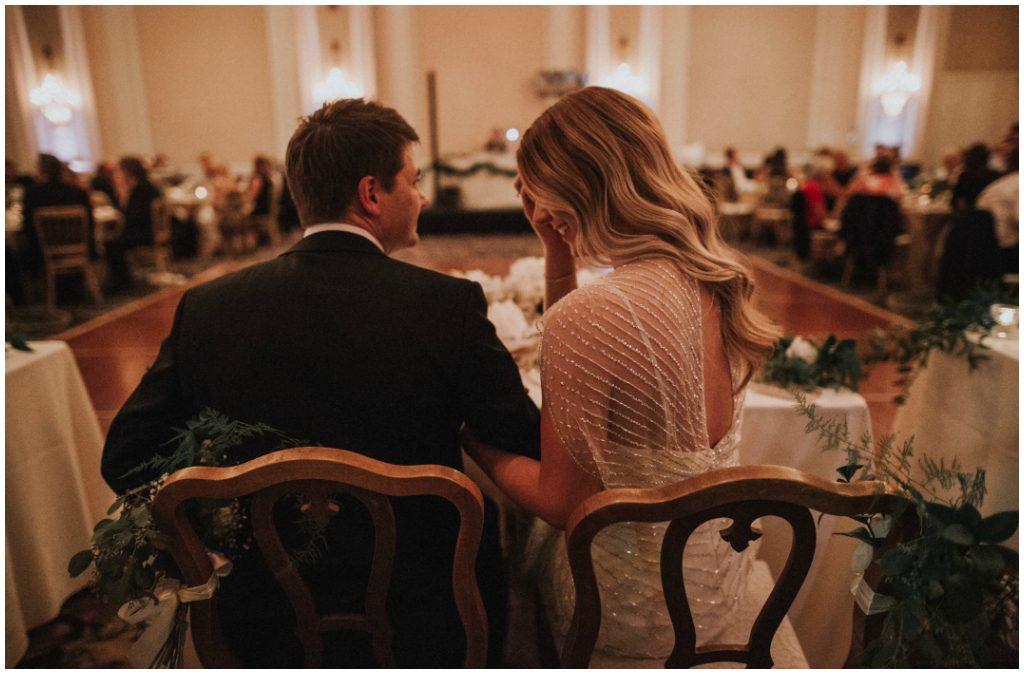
[515, 177, 569, 251]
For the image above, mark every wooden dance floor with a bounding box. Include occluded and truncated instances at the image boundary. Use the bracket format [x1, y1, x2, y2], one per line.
[54, 235, 909, 439]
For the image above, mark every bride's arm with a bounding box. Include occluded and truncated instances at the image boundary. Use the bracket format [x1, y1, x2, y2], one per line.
[463, 411, 601, 530]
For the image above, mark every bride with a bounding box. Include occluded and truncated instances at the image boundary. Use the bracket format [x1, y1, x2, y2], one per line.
[463, 87, 807, 666]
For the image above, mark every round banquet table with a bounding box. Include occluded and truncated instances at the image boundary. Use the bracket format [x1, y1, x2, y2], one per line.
[5, 341, 113, 666]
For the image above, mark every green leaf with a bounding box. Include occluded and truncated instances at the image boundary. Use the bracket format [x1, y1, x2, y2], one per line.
[107, 497, 126, 516]
[976, 511, 1018, 543]
[880, 547, 913, 577]
[899, 598, 926, 638]
[68, 549, 94, 577]
[836, 463, 864, 483]
[955, 503, 982, 529]
[967, 545, 1005, 577]
[835, 526, 882, 547]
[939, 574, 983, 622]
[941, 523, 975, 546]
[925, 501, 957, 526]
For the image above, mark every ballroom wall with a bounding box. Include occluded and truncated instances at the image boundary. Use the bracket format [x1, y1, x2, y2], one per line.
[6, 5, 1019, 172]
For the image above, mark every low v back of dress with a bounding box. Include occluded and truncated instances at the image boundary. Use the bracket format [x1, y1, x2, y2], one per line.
[529, 257, 807, 666]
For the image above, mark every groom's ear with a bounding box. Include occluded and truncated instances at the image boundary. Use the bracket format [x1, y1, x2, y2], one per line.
[357, 175, 381, 215]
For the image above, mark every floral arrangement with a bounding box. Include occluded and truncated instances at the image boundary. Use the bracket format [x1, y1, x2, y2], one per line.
[758, 334, 863, 392]
[797, 396, 1018, 667]
[866, 282, 1018, 404]
[68, 409, 308, 667]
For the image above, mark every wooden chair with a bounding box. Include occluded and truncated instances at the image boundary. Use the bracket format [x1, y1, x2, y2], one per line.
[558, 465, 911, 668]
[150, 446, 488, 668]
[31, 204, 103, 309]
[125, 198, 173, 275]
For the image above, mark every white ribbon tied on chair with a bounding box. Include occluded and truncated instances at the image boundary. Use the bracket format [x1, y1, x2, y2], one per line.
[117, 552, 233, 668]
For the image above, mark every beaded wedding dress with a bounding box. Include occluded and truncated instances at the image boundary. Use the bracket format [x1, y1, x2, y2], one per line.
[530, 257, 808, 667]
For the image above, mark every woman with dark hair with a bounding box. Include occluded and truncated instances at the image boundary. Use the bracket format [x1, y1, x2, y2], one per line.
[952, 143, 1000, 212]
[245, 155, 275, 218]
[462, 87, 805, 665]
[106, 156, 161, 289]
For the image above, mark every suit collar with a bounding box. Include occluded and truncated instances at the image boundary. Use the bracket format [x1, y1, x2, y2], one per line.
[283, 230, 386, 257]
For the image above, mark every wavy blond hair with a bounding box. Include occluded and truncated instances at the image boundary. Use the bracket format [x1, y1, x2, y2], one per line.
[516, 86, 779, 386]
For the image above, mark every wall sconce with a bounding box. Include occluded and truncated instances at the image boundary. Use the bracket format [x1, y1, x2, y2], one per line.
[600, 36, 647, 100]
[313, 39, 363, 105]
[871, 60, 921, 117]
[29, 45, 80, 126]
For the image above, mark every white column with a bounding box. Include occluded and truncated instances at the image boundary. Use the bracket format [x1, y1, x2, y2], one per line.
[293, 5, 322, 114]
[585, 5, 610, 88]
[348, 6, 377, 100]
[265, 6, 301, 158]
[5, 6, 38, 168]
[546, 6, 580, 69]
[637, 6, 662, 112]
[905, 5, 949, 159]
[658, 5, 691, 151]
[58, 6, 101, 166]
[855, 6, 888, 157]
[91, 6, 153, 157]
[375, 6, 424, 161]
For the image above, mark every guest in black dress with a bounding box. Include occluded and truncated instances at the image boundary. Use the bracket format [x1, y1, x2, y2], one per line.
[105, 156, 161, 290]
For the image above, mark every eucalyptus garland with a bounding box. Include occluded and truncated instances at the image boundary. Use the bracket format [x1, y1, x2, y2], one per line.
[865, 282, 1019, 404]
[758, 334, 863, 392]
[428, 160, 518, 179]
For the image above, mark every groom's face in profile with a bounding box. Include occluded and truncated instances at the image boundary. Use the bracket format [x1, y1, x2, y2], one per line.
[377, 144, 427, 253]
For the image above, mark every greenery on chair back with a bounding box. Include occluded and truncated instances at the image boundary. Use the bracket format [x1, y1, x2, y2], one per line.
[797, 396, 1018, 667]
[68, 409, 309, 667]
[865, 282, 1019, 404]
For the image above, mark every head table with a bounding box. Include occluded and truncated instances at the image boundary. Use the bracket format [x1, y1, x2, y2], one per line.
[5, 341, 113, 666]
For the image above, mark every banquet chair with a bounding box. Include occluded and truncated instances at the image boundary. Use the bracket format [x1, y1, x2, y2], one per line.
[838, 194, 902, 296]
[557, 464, 911, 668]
[126, 198, 173, 274]
[31, 204, 104, 309]
[150, 446, 488, 668]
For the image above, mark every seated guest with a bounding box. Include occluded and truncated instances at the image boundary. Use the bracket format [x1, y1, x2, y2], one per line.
[952, 143, 1000, 212]
[723, 145, 756, 197]
[100, 98, 540, 667]
[90, 161, 118, 206]
[105, 156, 161, 289]
[10, 154, 96, 304]
[244, 154, 275, 218]
[977, 140, 1019, 275]
[839, 154, 904, 209]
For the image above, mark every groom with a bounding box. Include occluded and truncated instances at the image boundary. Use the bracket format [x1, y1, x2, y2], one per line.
[101, 99, 540, 666]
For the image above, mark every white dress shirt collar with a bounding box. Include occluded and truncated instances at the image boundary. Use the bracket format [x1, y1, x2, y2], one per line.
[303, 222, 384, 253]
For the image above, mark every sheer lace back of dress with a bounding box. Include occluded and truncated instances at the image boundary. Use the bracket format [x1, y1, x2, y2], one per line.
[540, 257, 743, 488]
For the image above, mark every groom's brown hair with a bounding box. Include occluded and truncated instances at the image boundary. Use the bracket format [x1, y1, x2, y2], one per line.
[285, 98, 418, 227]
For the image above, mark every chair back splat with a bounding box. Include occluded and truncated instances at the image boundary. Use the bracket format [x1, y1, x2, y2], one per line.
[560, 464, 911, 668]
[150, 447, 488, 668]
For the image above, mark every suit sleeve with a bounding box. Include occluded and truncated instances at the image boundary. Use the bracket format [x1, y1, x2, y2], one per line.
[101, 293, 195, 493]
[457, 283, 541, 459]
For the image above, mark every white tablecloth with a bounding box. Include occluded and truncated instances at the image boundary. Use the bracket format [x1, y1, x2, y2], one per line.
[892, 336, 1019, 549]
[438, 152, 520, 210]
[5, 341, 113, 666]
[739, 383, 873, 668]
[516, 371, 870, 667]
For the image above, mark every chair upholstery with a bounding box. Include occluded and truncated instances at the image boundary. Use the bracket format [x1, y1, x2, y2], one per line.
[150, 446, 489, 668]
[558, 464, 911, 668]
[31, 204, 103, 308]
[839, 194, 902, 292]
[936, 209, 1002, 302]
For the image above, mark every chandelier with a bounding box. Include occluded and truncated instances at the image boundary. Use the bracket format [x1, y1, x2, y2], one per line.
[29, 45, 80, 126]
[871, 60, 921, 117]
[313, 66, 362, 104]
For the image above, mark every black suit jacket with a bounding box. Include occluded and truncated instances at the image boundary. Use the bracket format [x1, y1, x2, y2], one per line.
[102, 231, 540, 666]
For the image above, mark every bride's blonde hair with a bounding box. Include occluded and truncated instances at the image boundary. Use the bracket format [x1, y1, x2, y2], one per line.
[516, 86, 779, 386]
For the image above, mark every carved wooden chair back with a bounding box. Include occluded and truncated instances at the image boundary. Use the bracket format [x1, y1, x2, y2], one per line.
[150, 446, 488, 668]
[560, 464, 911, 668]
[31, 204, 103, 306]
